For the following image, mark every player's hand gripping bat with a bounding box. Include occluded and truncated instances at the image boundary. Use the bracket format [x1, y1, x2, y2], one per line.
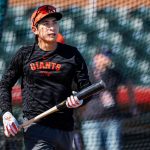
[20, 80, 106, 129]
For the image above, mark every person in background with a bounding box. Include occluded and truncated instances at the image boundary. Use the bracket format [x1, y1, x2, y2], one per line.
[79, 48, 138, 150]
[0, 5, 91, 150]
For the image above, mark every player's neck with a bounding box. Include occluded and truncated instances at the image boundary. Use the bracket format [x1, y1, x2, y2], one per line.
[38, 40, 57, 51]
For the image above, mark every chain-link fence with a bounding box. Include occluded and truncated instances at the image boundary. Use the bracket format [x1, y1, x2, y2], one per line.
[0, 0, 150, 149]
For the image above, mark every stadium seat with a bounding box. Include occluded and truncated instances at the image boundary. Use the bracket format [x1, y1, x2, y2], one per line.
[76, 44, 88, 58]
[14, 16, 30, 30]
[132, 31, 144, 41]
[25, 7, 36, 18]
[131, 31, 149, 51]
[15, 29, 28, 44]
[3, 42, 20, 54]
[5, 6, 29, 30]
[60, 16, 75, 32]
[1, 30, 16, 43]
[122, 46, 136, 60]
[140, 73, 150, 85]
[24, 29, 35, 44]
[145, 45, 150, 55]
[94, 17, 109, 31]
[97, 30, 108, 41]
[143, 32, 150, 44]
[125, 58, 137, 69]
[107, 32, 123, 45]
[64, 5, 83, 16]
[7, 5, 27, 17]
[138, 60, 149, 74]
[86, 45, 98, 58]
[80, 45, 97, 65]
[0, 58, 5, 72]
[0, 0, 7, 27]
[72, 31, 87, 45]
[120, 29, 134, 46]
[130, 6, 150, 20]
[143, 20, 150, 32]
[116, 17, 131, 33]
[129, 17, 143, 31]
[115, 7, 129, 18]
[97, 7, 118, 20]
[111, 44, 125, 55]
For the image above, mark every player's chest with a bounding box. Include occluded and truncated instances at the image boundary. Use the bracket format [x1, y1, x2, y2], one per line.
[23, 54, 76, 78]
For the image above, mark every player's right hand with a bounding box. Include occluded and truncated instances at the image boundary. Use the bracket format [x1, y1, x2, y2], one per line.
[2, 111, 20, 137]
[66, 91, 83, 108]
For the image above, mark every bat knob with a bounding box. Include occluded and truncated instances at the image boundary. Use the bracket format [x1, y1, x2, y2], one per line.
[99, 80, 106, 88]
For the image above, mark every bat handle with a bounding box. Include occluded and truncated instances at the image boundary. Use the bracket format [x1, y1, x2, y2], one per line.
[19, 118, 35, 129]
[56, 100, 67, 110]
[20, 105, 59, 129]
[56, 80, 105, 110]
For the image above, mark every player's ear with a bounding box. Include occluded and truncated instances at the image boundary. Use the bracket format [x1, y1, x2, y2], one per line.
[32, 26, 38, 35]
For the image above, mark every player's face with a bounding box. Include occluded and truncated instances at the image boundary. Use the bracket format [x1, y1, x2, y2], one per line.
[93, 54, 112, 71]
[34, 17, 59, 43]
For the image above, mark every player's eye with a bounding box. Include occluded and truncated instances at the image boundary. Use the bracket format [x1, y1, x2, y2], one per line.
[53, 20, 57, 24]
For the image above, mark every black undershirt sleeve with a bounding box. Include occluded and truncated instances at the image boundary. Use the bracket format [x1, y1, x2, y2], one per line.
[74, 48, 91, 104]
[0, 48, 24, 114]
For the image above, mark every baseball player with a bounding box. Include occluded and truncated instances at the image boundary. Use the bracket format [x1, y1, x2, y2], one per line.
[0, 5, 91, 150]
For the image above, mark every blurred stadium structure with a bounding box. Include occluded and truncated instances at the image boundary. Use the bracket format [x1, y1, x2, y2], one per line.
[0, 0, 150, 149]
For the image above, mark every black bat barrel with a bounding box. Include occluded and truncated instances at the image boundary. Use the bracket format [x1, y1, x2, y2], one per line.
[56, 80, 106, 110]
[76, 80, 106, 99]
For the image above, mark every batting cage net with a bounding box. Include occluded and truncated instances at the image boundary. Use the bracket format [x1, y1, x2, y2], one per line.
[0, 0, 150, 150]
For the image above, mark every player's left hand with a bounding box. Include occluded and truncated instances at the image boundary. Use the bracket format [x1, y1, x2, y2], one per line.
[2, 112, 20, 137]
[66, 91, 83, 108]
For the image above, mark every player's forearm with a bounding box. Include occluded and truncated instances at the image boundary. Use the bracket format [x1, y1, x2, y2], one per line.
[0, 97, 12, 115]
[0, 51, 23, 114]
[0, 85, 12, 114]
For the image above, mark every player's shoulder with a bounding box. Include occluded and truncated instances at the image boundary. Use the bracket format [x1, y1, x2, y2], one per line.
[109, 68, 123, 81]
[58, 43, 80, 55]
[108, 68, 120, 75]
[58, 43, 77, 50]
[15, 44, 34, 57]
[19, 45, 34, 53]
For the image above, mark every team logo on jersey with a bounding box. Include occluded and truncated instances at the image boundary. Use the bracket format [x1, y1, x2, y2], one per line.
[29, 61, 62, 77]
[30, 61, 61, 71]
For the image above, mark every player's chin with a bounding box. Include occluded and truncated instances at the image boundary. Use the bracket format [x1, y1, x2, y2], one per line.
[45, 37, 56, 43]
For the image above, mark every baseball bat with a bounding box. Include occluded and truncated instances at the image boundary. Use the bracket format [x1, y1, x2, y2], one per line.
[20, 80, 106, 129]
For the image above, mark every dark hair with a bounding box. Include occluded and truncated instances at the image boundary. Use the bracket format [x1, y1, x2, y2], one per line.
[101, 48, 113, 59]
[35, 35, 38, 43]
[34, 23, 39, 43]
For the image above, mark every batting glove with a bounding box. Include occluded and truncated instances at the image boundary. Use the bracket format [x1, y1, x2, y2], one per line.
[2, 111, 20, 137]
[66, 91, 83, 108]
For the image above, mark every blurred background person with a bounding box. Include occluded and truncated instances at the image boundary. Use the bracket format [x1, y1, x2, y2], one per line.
[79, 48, 138, 150]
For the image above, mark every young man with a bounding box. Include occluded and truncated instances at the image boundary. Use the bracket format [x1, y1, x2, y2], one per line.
[0, 5, 91, 150]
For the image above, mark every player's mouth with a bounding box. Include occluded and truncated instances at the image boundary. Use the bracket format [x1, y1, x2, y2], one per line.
[48, 33, 56, 37]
